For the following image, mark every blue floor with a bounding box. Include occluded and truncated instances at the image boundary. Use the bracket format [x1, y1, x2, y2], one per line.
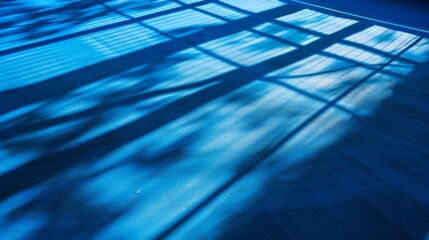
[1, 0, 429, 239]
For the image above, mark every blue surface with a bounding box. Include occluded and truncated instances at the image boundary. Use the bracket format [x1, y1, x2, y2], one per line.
[1, 0, 429, 239]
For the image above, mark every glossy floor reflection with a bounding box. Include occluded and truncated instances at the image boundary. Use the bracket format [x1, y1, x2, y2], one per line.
[1, 0, 429, 239]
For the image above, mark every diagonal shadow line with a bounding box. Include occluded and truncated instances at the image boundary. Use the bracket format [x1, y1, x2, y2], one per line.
[2, 22, 385, 139]
[0, 57, 385, 140]
[0, 55, 403, 140]
[217, 0, 421, 65]
[260, 78, 360, 117]
[215, 0, 335, 36]
[0, 4, 303, 115]
[153, 35, 424, 240]
[281, 0, 429, 37]
[0, 0, 409, 122]
[340, 38, 420, 66]
[0, 21, 370, 200]
[215, 0, 336, 35]
[0, 54, 372, 139]
[0, 2, 326, 138]
[0, 51, 409, 140]
[97, 0, 267, 78]
[0, 78, 217, 139]
[174, 0, 419, 72]
[8, 4, 407, 143]
[0, 66, 353, 140]
[0, 0, 217, 57]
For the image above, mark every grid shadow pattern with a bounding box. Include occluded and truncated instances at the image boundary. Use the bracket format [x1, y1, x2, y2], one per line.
[1, 0, 429, 239]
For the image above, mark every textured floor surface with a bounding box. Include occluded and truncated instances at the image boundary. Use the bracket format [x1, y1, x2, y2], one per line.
[1, 0, 429, 239]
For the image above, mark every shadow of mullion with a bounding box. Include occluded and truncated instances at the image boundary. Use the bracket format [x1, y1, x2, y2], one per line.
[0, 0, 216, 57]
[254, 26, 412, 79]
[271, 3, 421, 65]
[0, 20, 370, 202]
[96, 0, 245, 70]
[216, 0, 275, 15]
[0, 4, 302, 115]
[162, 1, 408, 78]
[261, 78, 360, 117]
[153, 33, 423, 240]
[200, 1, 417, 68]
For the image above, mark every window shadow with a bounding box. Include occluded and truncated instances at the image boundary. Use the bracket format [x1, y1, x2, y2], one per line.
[1, 1, 428, 239]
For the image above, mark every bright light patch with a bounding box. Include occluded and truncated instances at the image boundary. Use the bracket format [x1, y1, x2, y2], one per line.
[199, 30, 296, 66]
[197, 3, 248, 20]
[337, 72, 403, 116]
[104, 0, 181, 18]
[179, 0, 205, 4]
[344, 26, 419, 55]
[0, 186, 47, 239]
[59, 47, 235, 147]
[0, 101, 47, 127]
[265, 54, 371, 100]
[324, 43, 389, 65]
[143, 9, 226, 37]
[400, 37, 429, 63]
[220, 0, 285, 13]
[0, 145, 42, 175]
[0, 24, 169, 92]
[277, 9, 358, 35]
[1, 1, 428, 239]
[253, 22, 320, 45]
[0, 2, 128, 51]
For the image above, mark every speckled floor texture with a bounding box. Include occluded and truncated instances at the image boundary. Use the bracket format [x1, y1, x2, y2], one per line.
[1, 0, 429, 239]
